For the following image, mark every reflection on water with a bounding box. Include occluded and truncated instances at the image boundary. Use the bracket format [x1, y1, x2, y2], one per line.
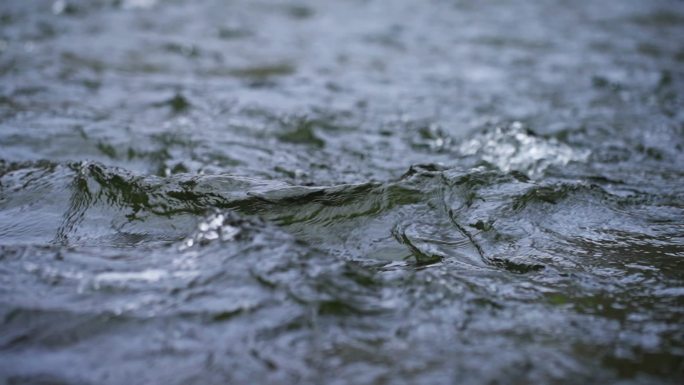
[0, 0, 683, 384]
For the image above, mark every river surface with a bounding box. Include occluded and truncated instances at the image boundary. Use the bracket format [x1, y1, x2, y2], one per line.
[1, 0, 683, 384]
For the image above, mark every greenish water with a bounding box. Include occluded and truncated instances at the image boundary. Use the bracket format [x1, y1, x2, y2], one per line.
[0, 0, 683, 384]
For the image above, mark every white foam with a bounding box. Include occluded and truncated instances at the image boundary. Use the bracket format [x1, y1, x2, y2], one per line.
[459, 122, 589, 177]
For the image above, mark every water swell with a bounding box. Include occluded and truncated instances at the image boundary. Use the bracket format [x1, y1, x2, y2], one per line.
[2, 159, 663, 274]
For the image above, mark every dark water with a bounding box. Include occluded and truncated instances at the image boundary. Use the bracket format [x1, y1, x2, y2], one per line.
[1, 0, 683, 383]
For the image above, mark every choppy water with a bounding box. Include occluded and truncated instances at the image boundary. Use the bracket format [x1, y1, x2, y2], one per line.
[1, 0, 683, 384]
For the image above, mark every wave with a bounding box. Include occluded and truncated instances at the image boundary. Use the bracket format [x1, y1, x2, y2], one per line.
[3, 159, 670, 275]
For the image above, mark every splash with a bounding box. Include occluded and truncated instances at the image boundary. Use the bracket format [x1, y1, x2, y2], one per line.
[459, 122, 589, 178]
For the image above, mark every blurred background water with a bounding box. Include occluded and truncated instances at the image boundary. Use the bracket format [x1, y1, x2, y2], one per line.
[0, 0, 683, 384]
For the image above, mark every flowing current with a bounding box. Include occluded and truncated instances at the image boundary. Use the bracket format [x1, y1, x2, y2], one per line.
[1, 1, 683, 384]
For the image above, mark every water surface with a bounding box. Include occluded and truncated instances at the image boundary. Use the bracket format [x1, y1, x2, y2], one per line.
[1, 0, 683, 383]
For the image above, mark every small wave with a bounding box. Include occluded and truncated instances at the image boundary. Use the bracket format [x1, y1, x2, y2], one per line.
[0, 160, 655, 274]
